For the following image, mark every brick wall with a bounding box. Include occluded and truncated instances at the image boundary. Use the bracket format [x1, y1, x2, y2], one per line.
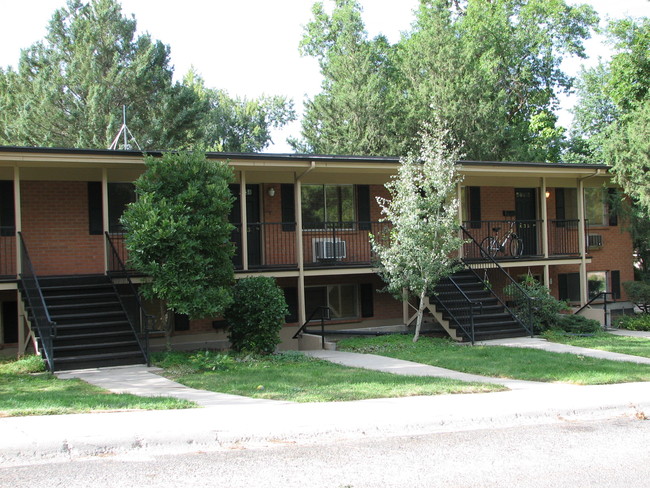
[21, 181, 104, 276]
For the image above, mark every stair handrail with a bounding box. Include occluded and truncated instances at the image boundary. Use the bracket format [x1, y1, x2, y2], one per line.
[105, 232, 154, 365]
[460, 226, 535, 336]
[292, 306, 332, 348]
[17, 232, 57, 371]
[574, 291, 614, 329]
[433, 275, 482, 345]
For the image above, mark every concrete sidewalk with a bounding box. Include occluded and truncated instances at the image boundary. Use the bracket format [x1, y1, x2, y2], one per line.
[2, 335, 650, 466]
[57, 365, 290, 407]
[304, 350, 563, 390]
[475, 334, 650, 365]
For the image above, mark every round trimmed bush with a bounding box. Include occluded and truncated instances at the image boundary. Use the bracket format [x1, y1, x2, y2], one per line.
[224, 277, 289, 354]
[555, 314, 601, 334]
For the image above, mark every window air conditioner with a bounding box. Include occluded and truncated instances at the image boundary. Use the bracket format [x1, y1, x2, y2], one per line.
[587, 234, 603, 249]
[313, 238, 347, 262]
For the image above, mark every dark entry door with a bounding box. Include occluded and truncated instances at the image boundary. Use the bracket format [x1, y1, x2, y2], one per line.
[2, 301, 18, 344]
[515, 188, 538, 256]
[229, 184, 261, 268]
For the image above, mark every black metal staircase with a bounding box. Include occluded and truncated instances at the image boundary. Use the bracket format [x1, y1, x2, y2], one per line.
[432, 269, 529, 342]
[24, 274, 146, 371]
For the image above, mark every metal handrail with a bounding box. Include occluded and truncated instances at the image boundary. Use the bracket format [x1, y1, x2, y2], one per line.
[461, 226, 535, 336]
[105, 232, 154, 365]
[17, 232, 57, 371]
[432, 274, 482, 344]
[292, 306, 332, 348]
[575, 291, 614, 329]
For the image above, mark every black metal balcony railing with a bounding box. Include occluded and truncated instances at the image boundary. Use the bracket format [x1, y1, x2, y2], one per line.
[463, 219, 584, 259]
[548, 220, 582, 256]
[0, 226, 16, 279]
[109, 222, 390, 272]
[463, 220, 542, 259]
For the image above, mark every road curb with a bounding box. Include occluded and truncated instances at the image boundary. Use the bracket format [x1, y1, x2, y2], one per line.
[2, 385, 649, 466]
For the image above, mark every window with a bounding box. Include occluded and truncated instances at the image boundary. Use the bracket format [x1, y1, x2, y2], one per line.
[588, 271, 607, 300]
[302, 185, 354, 229]
[305, 284, 359, 319]
[108, 183, 136, 233]
[584, 188, 615, 227]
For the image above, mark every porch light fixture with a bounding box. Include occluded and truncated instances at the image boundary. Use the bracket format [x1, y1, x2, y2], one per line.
[545, 191, 550, 199]
[268, 186, 276, 197]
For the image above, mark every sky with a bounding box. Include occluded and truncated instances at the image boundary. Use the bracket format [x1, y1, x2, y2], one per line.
[1, 0, 650, 152]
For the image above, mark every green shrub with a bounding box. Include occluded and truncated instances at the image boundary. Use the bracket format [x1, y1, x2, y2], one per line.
[622, 281, 650, 313]
[504, 275, 569, 332]
[615, 314, 650, 331]
[224, 277, 289, 354]
[554, 314, 601, 334]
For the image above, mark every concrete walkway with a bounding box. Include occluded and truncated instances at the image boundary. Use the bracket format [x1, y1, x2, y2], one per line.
[474, 334, 650, 365]
[304, 350, 564, 391]
[57, 365, 291, 406]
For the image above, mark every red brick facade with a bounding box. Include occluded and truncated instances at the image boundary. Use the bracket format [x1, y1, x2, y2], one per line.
[21, 181, 104, 276]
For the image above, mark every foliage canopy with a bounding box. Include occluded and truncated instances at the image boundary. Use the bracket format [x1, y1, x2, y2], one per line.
[0, 0, 294, 151]
[296, 0, 598, 162]
[122, 151, 235, 322]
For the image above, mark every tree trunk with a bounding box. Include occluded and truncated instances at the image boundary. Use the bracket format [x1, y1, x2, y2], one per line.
[159, 301, 172, 351]
[413, 288, 428, 343]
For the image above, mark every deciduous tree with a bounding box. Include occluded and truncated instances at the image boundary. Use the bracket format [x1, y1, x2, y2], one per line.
[371, 125, 463, 342]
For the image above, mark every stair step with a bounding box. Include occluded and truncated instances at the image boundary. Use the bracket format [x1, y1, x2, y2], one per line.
[54, 340, 139, 353]
[50, 310, 127, 321]
[55, 320, 131, 331]
[47, 301, 122, 312]
[54, 351, 145, 371]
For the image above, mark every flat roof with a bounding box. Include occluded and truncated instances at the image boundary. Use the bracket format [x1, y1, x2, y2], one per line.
[0, 145, 610, 170]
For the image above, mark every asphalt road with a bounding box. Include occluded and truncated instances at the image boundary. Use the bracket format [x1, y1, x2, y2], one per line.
[2, 416, 649, 488]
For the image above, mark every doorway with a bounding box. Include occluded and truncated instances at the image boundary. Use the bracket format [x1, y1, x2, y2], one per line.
[515, 188, 538, 256]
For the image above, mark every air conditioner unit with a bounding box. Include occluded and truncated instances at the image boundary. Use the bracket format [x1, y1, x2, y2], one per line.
[587, 234, 603, 249]
[313, 238, 347, 262]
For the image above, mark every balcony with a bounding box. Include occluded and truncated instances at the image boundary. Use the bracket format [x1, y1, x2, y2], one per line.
[0, 227, 16, 280]
[462, 219, 585, 261]
[108, 221, 390, 274]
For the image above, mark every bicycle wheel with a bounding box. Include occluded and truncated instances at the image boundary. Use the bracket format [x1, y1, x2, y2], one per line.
[510, 237, 524, 257]
[480, 236, 499, 258]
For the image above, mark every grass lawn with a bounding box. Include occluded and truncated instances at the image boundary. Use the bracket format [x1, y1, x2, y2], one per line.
[0, 356, 196, 417]
[542, 330, 650, 359]
[153, 350, 505, 402]
[337, 335, 650, 385]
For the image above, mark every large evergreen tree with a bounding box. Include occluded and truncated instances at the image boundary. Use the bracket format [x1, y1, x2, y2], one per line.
[296, 0, 597, 161]
[0, 0, 295, 152]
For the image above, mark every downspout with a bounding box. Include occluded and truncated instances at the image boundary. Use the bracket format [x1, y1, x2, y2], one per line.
[295, 162, 316, 326]
[577, 169, 604, 307]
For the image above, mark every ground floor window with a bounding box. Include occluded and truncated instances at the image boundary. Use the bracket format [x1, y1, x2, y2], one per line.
[305, 284, 359, 319]
[587, 271, 607, 300]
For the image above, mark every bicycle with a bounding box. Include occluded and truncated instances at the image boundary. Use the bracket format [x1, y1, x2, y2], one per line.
[480, 220, 524, 258]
